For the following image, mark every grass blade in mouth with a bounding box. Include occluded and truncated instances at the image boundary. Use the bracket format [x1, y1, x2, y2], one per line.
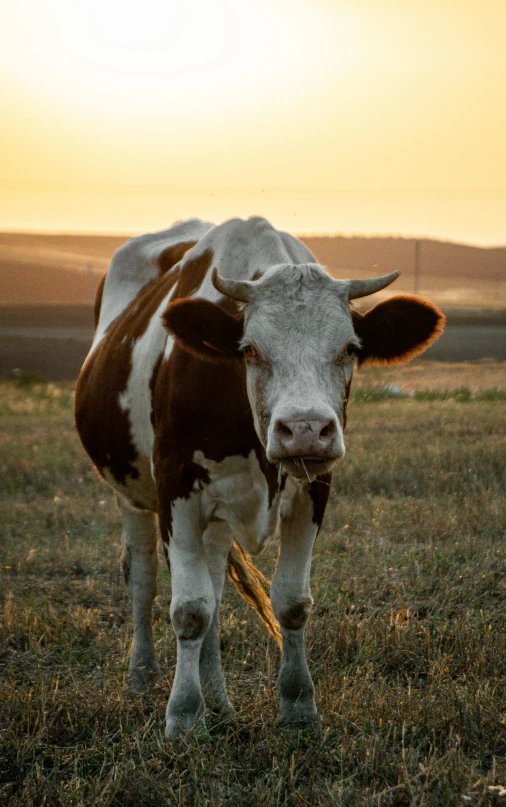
[277, 462, 284, 487]
[297, 457, 312, 483]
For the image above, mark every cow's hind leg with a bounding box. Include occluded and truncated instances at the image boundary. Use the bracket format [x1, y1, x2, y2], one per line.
[118, 497, 160, 689]
[164, 498, 215, 740]
[199, 521, 233, 711]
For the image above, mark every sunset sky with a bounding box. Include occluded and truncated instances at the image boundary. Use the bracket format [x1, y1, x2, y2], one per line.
[1, 0, 505, 243]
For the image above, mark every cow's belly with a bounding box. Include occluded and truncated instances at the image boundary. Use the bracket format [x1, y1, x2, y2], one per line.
[194, 450, 282, 555]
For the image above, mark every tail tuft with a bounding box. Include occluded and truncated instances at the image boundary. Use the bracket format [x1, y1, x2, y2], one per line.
[227, 542, 281, 648]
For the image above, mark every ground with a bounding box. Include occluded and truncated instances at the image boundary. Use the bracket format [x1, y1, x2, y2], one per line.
[0, 363, 505, 806]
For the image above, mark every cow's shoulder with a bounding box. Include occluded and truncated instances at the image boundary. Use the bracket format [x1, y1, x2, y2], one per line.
[277, 229, 318, 265]
[172, 217, 319, 303]
[95, 219, 214, 342]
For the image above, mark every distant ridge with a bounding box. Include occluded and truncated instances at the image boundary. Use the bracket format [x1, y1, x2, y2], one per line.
[302, 235, 506, 282]
[1, 231, 505, 307]
[0, 232, 126, 305]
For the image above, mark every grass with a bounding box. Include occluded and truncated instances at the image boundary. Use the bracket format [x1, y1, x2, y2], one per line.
[0, 367, 505, 806]
[352, 386, 506, 403]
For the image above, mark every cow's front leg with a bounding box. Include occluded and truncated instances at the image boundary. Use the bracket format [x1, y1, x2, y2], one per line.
[271, 477, 329, 727]
[163, 497, 215, 740]
[199, 522, 233, 711]
[118, 497, 160, 689]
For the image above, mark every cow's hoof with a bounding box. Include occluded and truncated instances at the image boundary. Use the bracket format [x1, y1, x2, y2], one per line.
[165, 693, 206, 741]
[203, 688, 232, 714]
[128, 657, 161, 691]
[279, 697, 319, 729]
[165, 713, 207, 741]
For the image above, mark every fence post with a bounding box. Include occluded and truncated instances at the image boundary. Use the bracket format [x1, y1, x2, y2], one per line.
[414, 240, 421, 295]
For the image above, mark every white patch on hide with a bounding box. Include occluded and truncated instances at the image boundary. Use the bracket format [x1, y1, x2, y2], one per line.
[193, 449, 282, 555]
[118, 290, 176, 460]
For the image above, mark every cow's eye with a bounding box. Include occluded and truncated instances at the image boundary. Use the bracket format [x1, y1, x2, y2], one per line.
[243, 345, 259, 361]
[342, 343, 357, 359]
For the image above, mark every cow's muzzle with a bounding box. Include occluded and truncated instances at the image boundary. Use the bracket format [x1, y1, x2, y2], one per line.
[275, 418, 338, 456]
[267, 416, 345, 478]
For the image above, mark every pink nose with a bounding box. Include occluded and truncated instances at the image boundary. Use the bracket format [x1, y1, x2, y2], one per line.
[274, 418, 337, 457]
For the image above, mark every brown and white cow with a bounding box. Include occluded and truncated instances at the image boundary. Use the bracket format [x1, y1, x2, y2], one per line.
[75, 216, 444, 739]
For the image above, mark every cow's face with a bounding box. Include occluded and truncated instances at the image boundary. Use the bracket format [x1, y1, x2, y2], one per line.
[163, 263, 444, 481]
[237, 265, 356, 479]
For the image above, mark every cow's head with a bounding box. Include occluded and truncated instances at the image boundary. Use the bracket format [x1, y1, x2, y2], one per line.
[163, 264, 444, 480]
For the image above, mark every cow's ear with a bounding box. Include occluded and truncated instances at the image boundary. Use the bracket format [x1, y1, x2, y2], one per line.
[351, 294, 445, 366]
[162, 298, 244, 361]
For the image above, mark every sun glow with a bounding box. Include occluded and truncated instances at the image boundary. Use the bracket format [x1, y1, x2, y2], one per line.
[1, 1, 505, 241]
[3, 0, 363, 122]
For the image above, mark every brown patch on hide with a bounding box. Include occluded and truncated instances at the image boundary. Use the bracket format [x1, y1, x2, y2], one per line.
[152, 296, 281, 540]
[149, 353, 163, 430]
[172, 249, 214, 300]
[175, 461, 211, 500]
[309, 474, 331, 531]
[75, 268, 179, 488]
[93, 274, 106, 329]
[158, 241, 198, 276]
[352, 295, 445, 366]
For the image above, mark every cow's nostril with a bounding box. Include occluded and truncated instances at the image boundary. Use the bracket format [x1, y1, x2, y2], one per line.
[319, 421, 335, 439]
[277, 422, 293, 438]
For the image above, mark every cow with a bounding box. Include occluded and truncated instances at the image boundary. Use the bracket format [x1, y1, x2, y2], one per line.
[75, 216, 444, 739]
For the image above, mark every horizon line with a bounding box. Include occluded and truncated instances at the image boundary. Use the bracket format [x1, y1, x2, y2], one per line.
[1, 225, 505, 250]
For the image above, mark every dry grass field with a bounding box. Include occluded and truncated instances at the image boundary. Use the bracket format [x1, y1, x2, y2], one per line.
[351, 360, 506, 395]
[1, 365, 505, 806]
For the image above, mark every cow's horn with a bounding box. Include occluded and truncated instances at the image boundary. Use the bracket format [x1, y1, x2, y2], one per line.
[346, 271, 401, 300]
[211, 268, 254, 302]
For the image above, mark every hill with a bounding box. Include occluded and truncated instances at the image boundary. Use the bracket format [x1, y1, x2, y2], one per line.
[301, 235, 506, 307]
[0, 232, 125, 305]
[0, 231, 505, 307]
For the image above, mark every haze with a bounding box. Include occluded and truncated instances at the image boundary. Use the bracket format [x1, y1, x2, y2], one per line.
[1, 0, 505, 244]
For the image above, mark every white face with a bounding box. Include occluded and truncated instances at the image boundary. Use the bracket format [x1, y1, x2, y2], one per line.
[240, 264, 360, 480]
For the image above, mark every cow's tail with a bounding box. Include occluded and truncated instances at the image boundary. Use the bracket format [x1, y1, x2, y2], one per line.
[227, 542, 282, 648]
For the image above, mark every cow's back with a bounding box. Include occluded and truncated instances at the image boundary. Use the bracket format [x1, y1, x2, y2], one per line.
[181, 217, 316, 304]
